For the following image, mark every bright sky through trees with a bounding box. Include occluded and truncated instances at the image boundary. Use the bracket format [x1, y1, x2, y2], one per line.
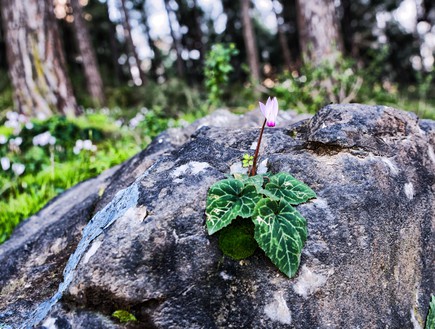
[103, 0, 434, 72]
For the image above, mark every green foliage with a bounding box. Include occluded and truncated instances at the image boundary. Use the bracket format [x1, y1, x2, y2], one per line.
[206, 178, 261, 234]
[112, 310, 137, 323]
[204, 43, 239, 106]
[206, 173, 316, 277]
[427, 295, 435, 329]
[263, 172, 317, 205]
[252, 198, 307, 277]
[270, 56, 363, 113]
[242, 154, 254, 168]
[0, 106, 184, 244]
[106, 79, 204, 118]
[268, 53, 435, 118]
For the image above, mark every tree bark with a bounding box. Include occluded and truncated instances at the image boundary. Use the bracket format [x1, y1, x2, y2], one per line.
[70, 0, 105, 106]
[240, 0, 260, 82]
[119, 0, 147, 85]
[1, 0, 79, 117]
[142, 2, 163, 80]
[0, 10, 7, 71]
[163, 0, 185, 78]
[296, 0, 344, 65]
[273, 0, 293, 70]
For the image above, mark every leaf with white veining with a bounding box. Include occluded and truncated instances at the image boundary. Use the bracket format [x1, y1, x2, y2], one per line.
[206, 178, 261, 235]
[265, 172, 316, 205]
[252, 198, 307, 278]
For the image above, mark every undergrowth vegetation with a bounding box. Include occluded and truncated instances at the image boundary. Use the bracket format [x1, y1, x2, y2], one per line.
[0, 106, 180, 243]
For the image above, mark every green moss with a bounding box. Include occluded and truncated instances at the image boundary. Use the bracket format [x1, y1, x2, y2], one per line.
[218, 218, 257, 260]
[112, 310, 137, 323]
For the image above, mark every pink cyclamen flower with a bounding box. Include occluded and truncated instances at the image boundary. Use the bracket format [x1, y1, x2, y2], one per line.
[259, 97, 279, 127]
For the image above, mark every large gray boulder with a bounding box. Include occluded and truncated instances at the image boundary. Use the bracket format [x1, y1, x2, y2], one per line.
[0, 105, 433, 328]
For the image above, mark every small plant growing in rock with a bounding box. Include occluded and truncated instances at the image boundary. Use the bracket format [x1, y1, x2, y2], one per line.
[242, 154, 254, 168]
[112, 310, 137, 323]
[205, 97, 316, 278]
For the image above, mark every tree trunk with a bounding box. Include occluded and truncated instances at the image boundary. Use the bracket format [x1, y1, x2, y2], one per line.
[163, 0, 185, 78]
[1, 0, 79, 117]
[240, 0, 260, 82]
[0, 10, 7, 72]
[273, 0, 294, 70]
[296, 0, 344, 65]
[70, 0, 105, 106]
[142, 3, 163, 80]
[119, 0, 147, 85]
[173, 0, 204, 82]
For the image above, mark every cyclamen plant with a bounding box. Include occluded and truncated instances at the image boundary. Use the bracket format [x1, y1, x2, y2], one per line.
[205, 97, 316, 278]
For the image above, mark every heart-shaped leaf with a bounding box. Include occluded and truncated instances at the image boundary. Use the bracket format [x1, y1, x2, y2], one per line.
[252, 198, 307, 278]
[234, 173, 266, 192]
[265, 172, 316, 205]
[206, 178, 261, 234]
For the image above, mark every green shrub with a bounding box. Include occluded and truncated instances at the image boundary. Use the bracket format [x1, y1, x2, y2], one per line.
[204, 43, 239, 106]
[0, 107, 176, 243]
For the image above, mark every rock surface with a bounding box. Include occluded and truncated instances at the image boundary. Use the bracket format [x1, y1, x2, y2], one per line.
[0, 105, 434, 328]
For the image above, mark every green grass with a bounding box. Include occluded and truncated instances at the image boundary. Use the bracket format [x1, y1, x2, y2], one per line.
[0, 107, 173, 243]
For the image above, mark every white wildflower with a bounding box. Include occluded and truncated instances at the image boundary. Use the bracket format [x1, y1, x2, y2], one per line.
[0, 135, 7, 144]
[12, 163, 25, 176]
[6, 111, 18, 121]
[129, 113, 145, 128]
[33, 131, 56, 147]
[83, 140, 93, 150]
[1, 157, 10, 171]
[73, 146, 81, 155]
[5, 119, 20, 129]
[73, 139, 96, 154]
[18, 114, 28, 123]
[9, 137, 23, 147]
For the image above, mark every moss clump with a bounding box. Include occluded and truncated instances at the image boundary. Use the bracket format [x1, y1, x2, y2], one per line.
[218, 218, 257, 260]
[112, 310, 137, 323]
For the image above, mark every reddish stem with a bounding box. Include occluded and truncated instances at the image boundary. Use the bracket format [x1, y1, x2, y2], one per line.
[249, 119, 267, 176]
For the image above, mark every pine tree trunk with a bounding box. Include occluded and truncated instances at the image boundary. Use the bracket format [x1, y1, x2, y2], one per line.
[119, 0, 147, 85]
[163, 0, 185, 78]
[273, 0, 294, 70]
[0, 12, 7, 71]
[1, 0, 79, 117]
[142, 5, 163, 80]
[70, 0, 105, 106]
[296, 0, 343, 65]
[240, 0, 260, 81]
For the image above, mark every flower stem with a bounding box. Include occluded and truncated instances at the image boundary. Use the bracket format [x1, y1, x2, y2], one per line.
[249, 119, 266, 176]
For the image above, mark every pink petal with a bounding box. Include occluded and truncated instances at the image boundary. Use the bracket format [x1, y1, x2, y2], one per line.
[259, 102, 267, 118]
[271, 97, 279, 118]
[265, 97, 272, 111]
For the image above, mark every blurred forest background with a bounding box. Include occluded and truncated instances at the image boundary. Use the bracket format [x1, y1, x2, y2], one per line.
[0, 0, 434, 242]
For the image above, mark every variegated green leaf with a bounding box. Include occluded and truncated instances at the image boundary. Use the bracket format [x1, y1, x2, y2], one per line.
[426, 295, 435, 329]
[234, 173, 266, 192]
[206, 179, 261, 235]
[265, 172, 316, 205]
[252, 198, 307, 278]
